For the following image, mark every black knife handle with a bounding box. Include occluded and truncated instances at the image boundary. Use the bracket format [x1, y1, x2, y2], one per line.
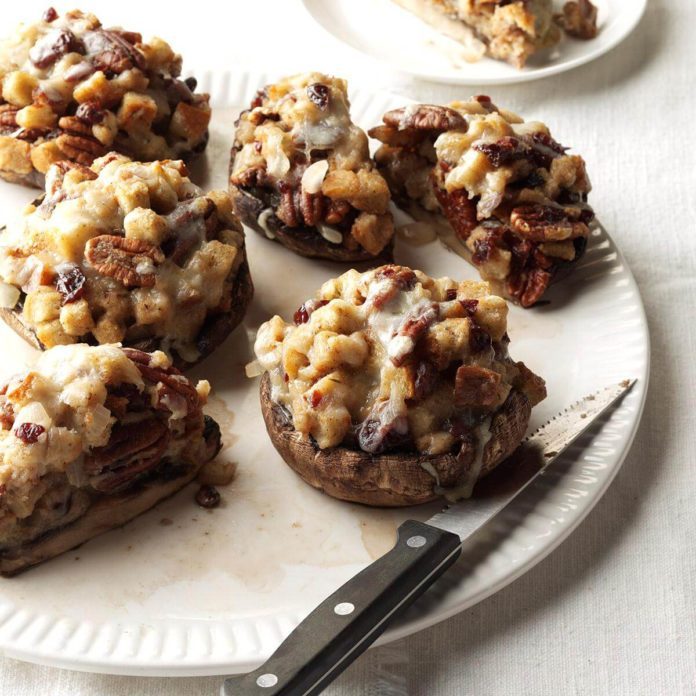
[221, 520, 461, 696]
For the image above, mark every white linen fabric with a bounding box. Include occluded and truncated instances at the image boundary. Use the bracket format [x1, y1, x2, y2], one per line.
[0, 0, 694, 694]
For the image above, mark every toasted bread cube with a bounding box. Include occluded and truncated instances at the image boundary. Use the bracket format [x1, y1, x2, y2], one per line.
[23, 288, 61, 324]
[59, 299, 94, 337]
[2, 71, 38, 107]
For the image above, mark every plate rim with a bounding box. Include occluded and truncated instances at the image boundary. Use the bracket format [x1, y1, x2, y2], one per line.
[0, 72, 650, 677]
[298, 0, 648, 86]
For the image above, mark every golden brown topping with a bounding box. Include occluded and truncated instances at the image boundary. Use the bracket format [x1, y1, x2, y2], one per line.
[230, 73, 393, 257]
[254, 265, 543, 456]
[372, 97, 594, 307]
[0, 155, 246, 362]
[0, 9, 210, 184]
[0, 344, 211, 522]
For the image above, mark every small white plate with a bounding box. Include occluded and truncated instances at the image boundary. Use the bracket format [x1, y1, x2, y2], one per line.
[0, 71, 649, 676]
[300, 0, 647, 85]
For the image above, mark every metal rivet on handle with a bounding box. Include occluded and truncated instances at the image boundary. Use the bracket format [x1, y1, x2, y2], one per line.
[334, 602, 355, 615]
[256, 674, 278, 688]
[407, 535, 426, 548]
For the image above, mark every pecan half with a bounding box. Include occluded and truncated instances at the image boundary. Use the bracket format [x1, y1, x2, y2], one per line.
[510, 204, 589, 242]
[232, 165, 267, 188]
[85, 418, 168, 475]
[519, 268, 553, 308]
[85, 235, 165, 287]
[474, 132, 567, 170]
[276, 182, 300, 227]
[300, 189, 324, 227]
[88, 419, 171, 493]
[15, 128, 52, 142]
[433, 185, 478, 242]
[56, 115, 106, 165]
[382, 105, 467, 133]
[0, 104, 19, 130]
[83, 29, 146, 75]
[367, 124, 426, 148]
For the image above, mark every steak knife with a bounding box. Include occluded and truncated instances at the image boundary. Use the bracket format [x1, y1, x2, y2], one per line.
[222, 380, 635, 696]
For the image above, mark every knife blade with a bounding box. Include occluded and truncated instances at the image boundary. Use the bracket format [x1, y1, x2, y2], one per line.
[221, 379, 635, 696]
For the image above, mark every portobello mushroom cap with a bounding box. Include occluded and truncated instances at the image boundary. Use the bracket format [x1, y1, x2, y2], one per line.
[0, 416, 222, 576]
[229, 183, 394, 263]
[260, 372, 531, 507]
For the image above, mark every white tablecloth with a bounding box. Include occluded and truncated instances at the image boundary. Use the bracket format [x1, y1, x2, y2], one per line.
[1, 1, 695, 694]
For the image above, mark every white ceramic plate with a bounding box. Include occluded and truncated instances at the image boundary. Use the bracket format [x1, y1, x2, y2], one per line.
[300, 0, 647, 85]
[0, 71, 648, 676]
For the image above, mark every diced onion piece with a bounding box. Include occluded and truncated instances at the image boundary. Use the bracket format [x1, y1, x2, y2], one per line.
[301, 160, 329, 194]
[263, 128, 291, 179]
[511, 120, 547, 136]
[301, 123, 341, 148]
[198, 458, 237, 486]
[13, 402, 52, 430]
[257, 209, 276, 239]
[0, 282, 20, 309]
[82, 403, 114, 445]
[318, 224, 343, 245]
[245, 360, 263, 378]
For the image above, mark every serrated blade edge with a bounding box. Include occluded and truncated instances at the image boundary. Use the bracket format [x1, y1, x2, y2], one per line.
[427, 379, 636, 541]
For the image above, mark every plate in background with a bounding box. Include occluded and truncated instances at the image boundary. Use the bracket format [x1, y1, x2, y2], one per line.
[300, 0, 647, 85]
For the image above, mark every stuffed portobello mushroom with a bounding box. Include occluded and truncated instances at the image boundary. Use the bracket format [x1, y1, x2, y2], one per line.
[370, 98, 594, 307]
[229, 72, 395, 262]
[0, 8, 210, 188]
[0, 344, 221, 576]
[0, 154, 253, 369]
[251, 265, 546, 506]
